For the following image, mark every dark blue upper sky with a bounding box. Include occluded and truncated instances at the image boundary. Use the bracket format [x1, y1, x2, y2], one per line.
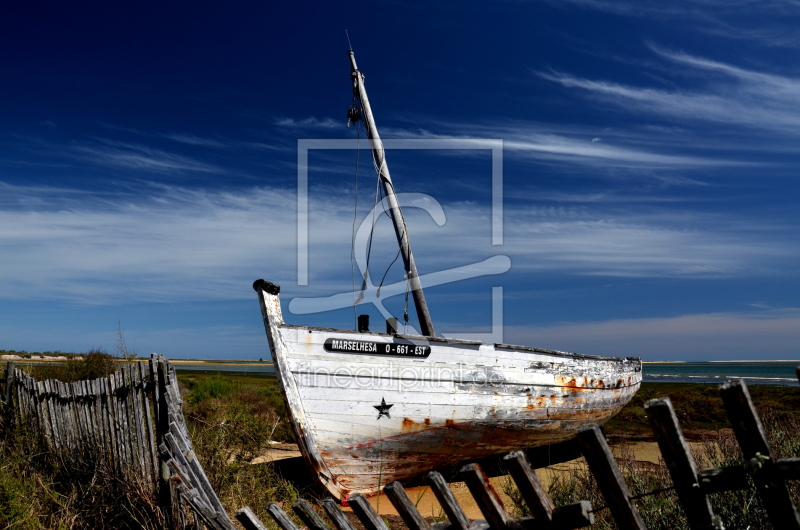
[2, 1, 798, 360]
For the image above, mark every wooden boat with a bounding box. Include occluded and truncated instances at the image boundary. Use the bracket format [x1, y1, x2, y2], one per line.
[254, 50, 641, 500]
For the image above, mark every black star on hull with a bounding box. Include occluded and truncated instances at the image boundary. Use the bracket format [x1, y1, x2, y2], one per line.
[373, 397, 393, 420]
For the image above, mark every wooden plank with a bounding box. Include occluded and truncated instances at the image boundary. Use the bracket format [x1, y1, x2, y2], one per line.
[384, 481, 429, 530]
[80, 381, 96, 451]
[155, 359, 173, 527]
[645, 397, 720, 530]
[293, 499, 332, 530]
[236, 507, 270, 530]
[426, 471, 471, 530]
[111, 372, 130, 469]
[503, 451, 555, 527]
[698, 466, 749, 493]
[35, 380, 52, 446]
[266, 502, 301, 530]
[321, 498, 357, 530]
[348, 493, 389, 530]
[575, 424, 646, 530]
[121, 368, 138, 474]
[3, 361, 14, 407]
[79, 381, 89, 450]
[45, 380, 63, 453]
[720, 379, 800, 529]
[168, 422, 228, 516]
[150, 354, 161, 428]
[127, 365, 147, 477]
[163, 433, 213, 508]
[460, 463, 508, 530]
[551, 501, 594, 530]
[139, 360, 159, 483]
[776, 458, 800, 480]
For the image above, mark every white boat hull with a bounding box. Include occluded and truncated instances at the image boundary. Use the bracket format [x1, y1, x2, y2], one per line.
[255, 280, 641, 499]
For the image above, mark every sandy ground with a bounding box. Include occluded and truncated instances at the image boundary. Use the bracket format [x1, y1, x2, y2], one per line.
[1, 355, 72, 362]
[254, 439, 707, 518]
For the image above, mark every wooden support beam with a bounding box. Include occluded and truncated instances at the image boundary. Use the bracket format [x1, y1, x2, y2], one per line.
[266, 502, 301, 530]
[384, 481, 430, 530]
[321, 498, 357, 530]
[348, 493, 390, 530]
[720, 379, 800, 529]
[698, 465, 749, 493]
[575, 424, 646, 530]
[236, 507, 270, 530]
[503, 451, 555, 527]
[645, 397, 721, 529]
[293, 499, 332, 530]
[426, 471, 471, 530]
[460, 463, 508, 530]
[551, 502, 594, 530]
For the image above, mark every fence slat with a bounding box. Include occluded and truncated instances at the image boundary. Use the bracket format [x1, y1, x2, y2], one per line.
[293, 499, 332, 530]
[266, 502, 301, 530]
[4, 361, 14, 407]
[575, 424, 646, 530]
[425, 471, 471, 530]
[384, 481, 430, 530]
[139, 360, 159, 483]
[645, 397, 720, 530]
[503, 451, 555, 527]
[460, 463, 508, 530]
[321, 498, 357, 530]
[720, 379, 800, 529]
[698, 465, 749, 493]
[236, 507, 270, 530]
[348, 493, 390, 530]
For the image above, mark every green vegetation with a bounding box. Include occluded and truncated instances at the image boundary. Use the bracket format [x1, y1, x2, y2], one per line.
[0, 410, 162, 529]
[23, 349, 119, 383]
[2, 363, 799, 529]
[180, 372, 304, 526]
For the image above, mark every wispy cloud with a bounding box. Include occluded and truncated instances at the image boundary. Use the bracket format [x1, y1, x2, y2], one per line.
[72, 139, 221, 173]
[504, 308, 800, 360]
[0, 179, 796, 305]
[162, 133, 229, 148]
[536, 47, 800, 136]
[274, 117, 341, 129]
[544, 0, 800, 48]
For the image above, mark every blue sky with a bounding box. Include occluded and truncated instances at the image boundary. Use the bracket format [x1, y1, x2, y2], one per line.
[2, 1, 798, 360]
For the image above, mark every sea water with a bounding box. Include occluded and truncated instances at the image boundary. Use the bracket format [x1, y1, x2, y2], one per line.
[644, 361, 799, 386]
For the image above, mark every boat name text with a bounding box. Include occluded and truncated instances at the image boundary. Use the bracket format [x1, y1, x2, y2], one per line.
[324, 338, 431, 358]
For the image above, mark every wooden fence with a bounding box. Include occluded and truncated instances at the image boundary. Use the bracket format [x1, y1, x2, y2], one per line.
[3, 359, 800, 530]
[2, 355, 241, 530]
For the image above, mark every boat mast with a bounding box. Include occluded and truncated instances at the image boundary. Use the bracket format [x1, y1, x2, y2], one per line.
[349, 51, 435, 337]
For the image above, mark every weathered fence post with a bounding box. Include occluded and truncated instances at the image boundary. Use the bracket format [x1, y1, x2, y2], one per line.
[503, 450, 556, 527]
[384, 481, 430, 530]
[321, 497, 357, 530]
[460, 463, 509, 530]
[293, 498, 332, 530]
[348, 493, 390, 530]
[155, 357, 174, 527]
[266, 502, 301, 530]
[720, 379, 800, 529]
[575, 424, 647, 530]
[3, 361, 14, 408]
[236, 507, 270, 530]
[425, 471, 471, 530]
[645, 397, 722, 530]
